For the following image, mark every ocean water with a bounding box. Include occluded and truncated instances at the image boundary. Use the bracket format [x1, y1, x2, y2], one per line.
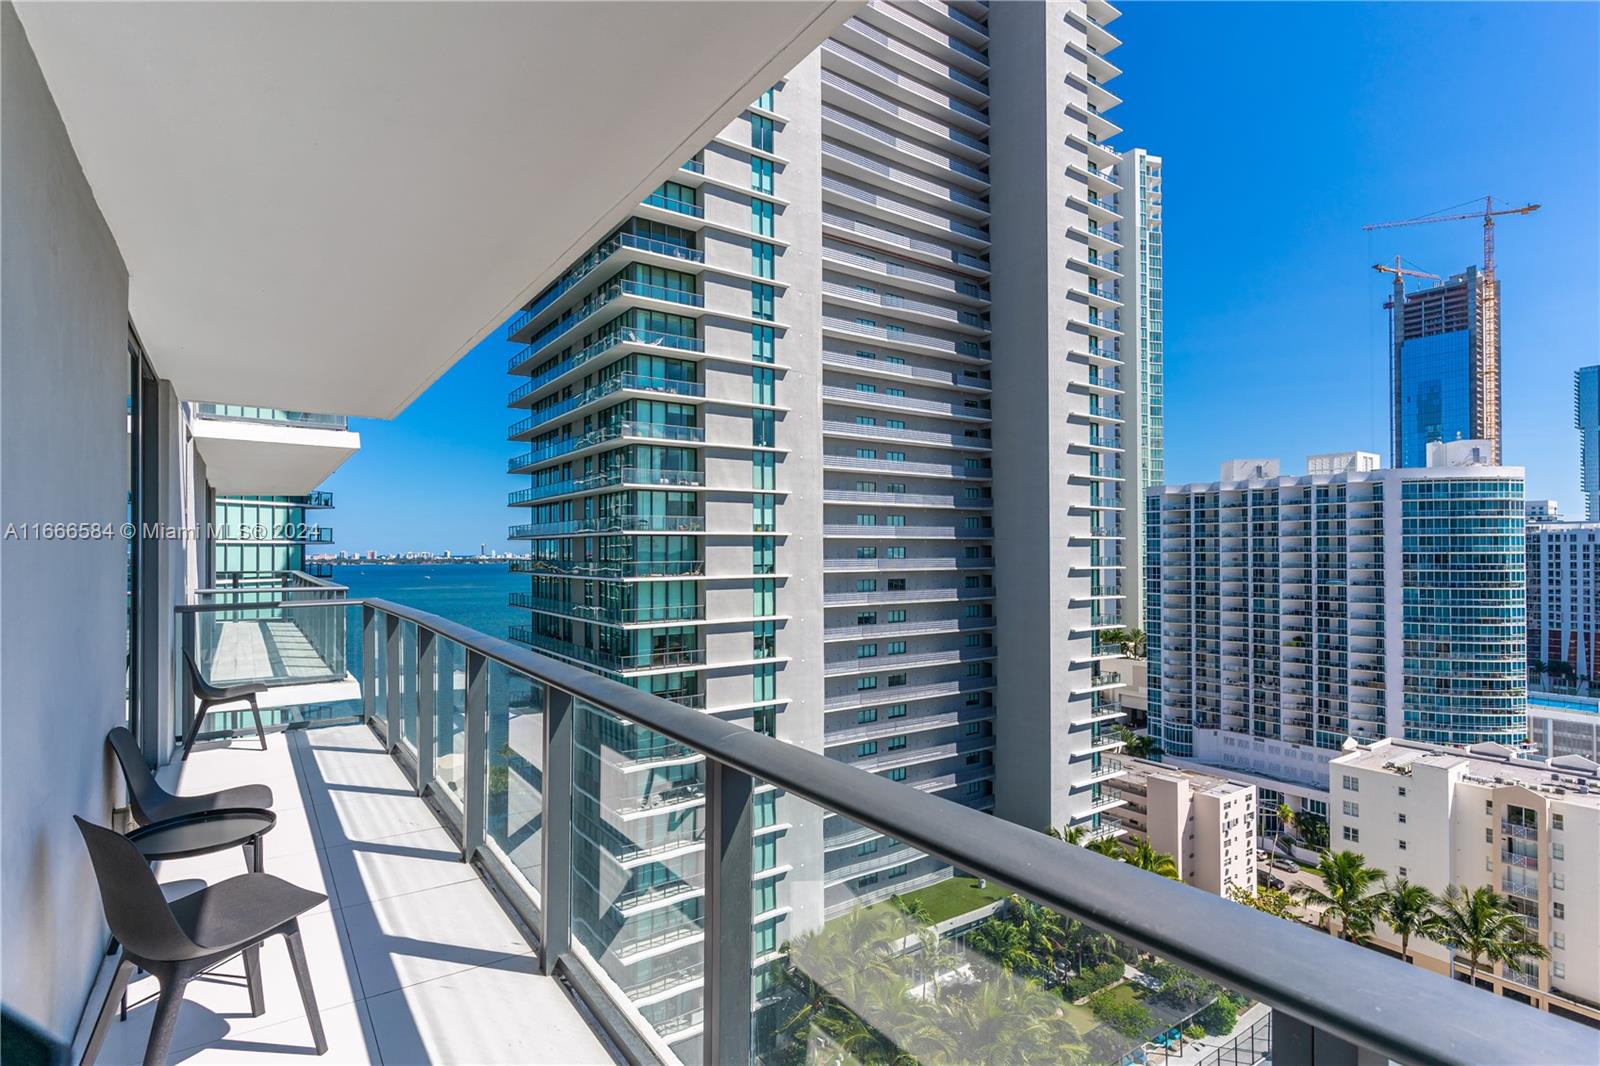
[332, 562, 522, 639]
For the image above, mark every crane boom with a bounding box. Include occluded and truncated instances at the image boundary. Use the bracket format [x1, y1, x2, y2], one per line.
[1362, 196, 1540, 279]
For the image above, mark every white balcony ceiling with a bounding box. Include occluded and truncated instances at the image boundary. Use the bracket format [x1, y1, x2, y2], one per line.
[191, 417, 361, 496]
[16, 1, 852, 418]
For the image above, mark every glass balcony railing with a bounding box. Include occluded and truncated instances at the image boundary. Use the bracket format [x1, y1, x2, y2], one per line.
[176, 593, 1599, 1066]
[192, 403, 348, 429]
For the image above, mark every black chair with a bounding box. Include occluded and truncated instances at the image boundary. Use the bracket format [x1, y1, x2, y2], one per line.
[108, 726, 274, 826]
[75, 817, 327, 1066]
[182, 651, 268, 759]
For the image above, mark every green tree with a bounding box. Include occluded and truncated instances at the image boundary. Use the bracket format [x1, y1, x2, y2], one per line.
[1275, 802, 1298, 855]
[1430, 884, 1548, 989]
[968, 917, 1037, 975]
[1296, 812, 1330, 850]
[1086, 834, 1126, 859]
[1124, 837, 1180, 880]
[1227, 883, 1301, 920]
[1088, 988, 1156, 1037]
[1376, 878, 1437, 963]
[1045, 823, 1087, 845]
[1292, 850, 1385, 942]
[1125, 627, 1148, 658]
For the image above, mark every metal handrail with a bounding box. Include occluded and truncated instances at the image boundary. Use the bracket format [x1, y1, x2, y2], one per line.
[205, 593, 1597, 1065]
[453, 600, 1590, 1060]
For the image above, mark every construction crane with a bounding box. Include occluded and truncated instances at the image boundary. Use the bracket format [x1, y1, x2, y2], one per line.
[1363, 196, 1540, 282]
[1364, 197, 1537, 468]
[1372, 256, 1440, 308]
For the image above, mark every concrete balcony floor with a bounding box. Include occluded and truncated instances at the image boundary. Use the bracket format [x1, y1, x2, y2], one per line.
[90, 724, 617, 1065]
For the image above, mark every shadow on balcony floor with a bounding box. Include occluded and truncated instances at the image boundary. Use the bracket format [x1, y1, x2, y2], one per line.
[84, 725, 619, 1065]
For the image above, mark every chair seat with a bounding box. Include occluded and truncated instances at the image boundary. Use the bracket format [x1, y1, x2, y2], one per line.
[199, 679, 270, 701]
[152, 783, 275, 825]
[167, 873, 327, 957]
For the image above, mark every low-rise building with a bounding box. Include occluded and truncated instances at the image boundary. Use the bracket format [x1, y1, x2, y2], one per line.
[1118, 758, 1256, 896]
[1330, 738, 1600, 1028]
[1529, 694, 1600, 761]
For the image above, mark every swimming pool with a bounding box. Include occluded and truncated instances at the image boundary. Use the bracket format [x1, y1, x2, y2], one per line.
[1530, 693, 1599, 714]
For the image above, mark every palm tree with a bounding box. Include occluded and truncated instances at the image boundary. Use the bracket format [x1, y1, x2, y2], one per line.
[1275, 802, 1298, 854]
[968, 917, 1037, 975]
[1124, 837, 1180, 880]
[1292, 850, 1385, 941]
[1045, 823, 1087, 845]
[1086, 834, 1125, 859]
[1125, 626, 1148, 659]
[1376, 878, 1437, 963]
[1099, 626, 1130, 654]
[1430, 885, 1548, 989]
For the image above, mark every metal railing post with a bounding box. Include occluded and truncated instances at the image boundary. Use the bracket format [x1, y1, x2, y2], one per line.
[539, 686, 573, 974]
[462, 649, 488, 862]
[702, 760, 753, 1066]
[176, 610, 197, 763]
[361, 605, 377, 731]
[384, 614, 402, 750]
[415, 627, 436, 795]
[1271, 1010, 1376, 1066]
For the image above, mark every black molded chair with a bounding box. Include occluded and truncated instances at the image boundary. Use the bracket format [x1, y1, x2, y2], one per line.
[75, 817, 327, 1066]
[182, 651, 268, 760]
[108, 726, 273, 827]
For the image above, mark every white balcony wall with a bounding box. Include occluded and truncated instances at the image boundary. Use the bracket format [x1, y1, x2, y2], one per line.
[0, 5, 129, 1040]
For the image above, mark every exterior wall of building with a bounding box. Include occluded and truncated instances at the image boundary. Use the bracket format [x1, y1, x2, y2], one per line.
[1529, 700, 1600, 760]
[499, 0, 1141, 1042]
[1122, 147, 1162, 631]
[990, 0, 1128, 837]
[1146, 451, 1527, 783]
[1575, 366, 1598, 521]
[1526, 521, 1598, 684]
[0, 3, 132, 1040]
[1330, 740, 1600, 1025]
[1119, 758, 1255, 896]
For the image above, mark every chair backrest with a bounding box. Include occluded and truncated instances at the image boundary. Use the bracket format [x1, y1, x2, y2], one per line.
[183, 650, 221, 700]
[106, 727, 174, 826]
[73, 817, 199, 963]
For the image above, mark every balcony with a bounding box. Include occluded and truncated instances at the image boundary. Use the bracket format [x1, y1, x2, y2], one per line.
[81, 720, 614, 1064]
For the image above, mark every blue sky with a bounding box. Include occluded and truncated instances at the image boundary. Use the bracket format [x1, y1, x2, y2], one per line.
[324, 1, 1600, 555]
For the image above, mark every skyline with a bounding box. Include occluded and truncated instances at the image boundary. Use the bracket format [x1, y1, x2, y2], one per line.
[321, 1, 1600, 554]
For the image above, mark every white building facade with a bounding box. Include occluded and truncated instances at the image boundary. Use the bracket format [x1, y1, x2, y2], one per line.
[1330, 738, 1600, 1028]
[499, 1, 1144, 1050]
[1117, 758, 1256, 896]
[1145, 442, 1528, 788]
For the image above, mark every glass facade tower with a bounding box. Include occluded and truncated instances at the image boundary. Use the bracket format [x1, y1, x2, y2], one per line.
[1391, 267, 1500, 467]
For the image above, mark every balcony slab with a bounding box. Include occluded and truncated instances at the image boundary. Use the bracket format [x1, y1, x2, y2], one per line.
[87, 725, 617, 1065]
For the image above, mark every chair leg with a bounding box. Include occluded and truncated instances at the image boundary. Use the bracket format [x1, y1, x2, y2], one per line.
[181, 700, 210, 761]
[283, 921, 328, 1055]
[80, 957, 135, 1066]
[251, 694, 267, 750]
[142, 973, 189, 1066]
[243, 942, 266, 1017]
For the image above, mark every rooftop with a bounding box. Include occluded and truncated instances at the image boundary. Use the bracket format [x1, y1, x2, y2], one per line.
[1334, 737, 1600, 807]
[1122, 757, 1253, 799]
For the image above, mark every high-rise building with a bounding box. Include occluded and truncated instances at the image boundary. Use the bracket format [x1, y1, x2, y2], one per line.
[1527, 519, 1599, 685]
[1576, 365, 1599, 520]
[1390, 267, 1501, 467]
[1146, 441, 1527, 790]
[1330, 738, 1600, 1027]
[500, 2, 1136, 1049]
[1121, 147, 1163, 630]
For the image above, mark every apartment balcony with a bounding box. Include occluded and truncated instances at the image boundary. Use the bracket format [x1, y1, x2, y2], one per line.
[76, 723, 615, 1065]
[1501, 819, 1539, 840]
[508, 327, 705, 392]
[508, 514, 706, 539]
[190, 403, 361, 497]
[508, 467, 704, 506]
[506, 421, 707, 475]
[505, 233, 706, 344]
[507, 374, 704, 433]
[509, 593, 704, 628]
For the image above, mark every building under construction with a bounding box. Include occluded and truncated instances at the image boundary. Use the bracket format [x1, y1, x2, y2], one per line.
[1390, 266, 1501, 467]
